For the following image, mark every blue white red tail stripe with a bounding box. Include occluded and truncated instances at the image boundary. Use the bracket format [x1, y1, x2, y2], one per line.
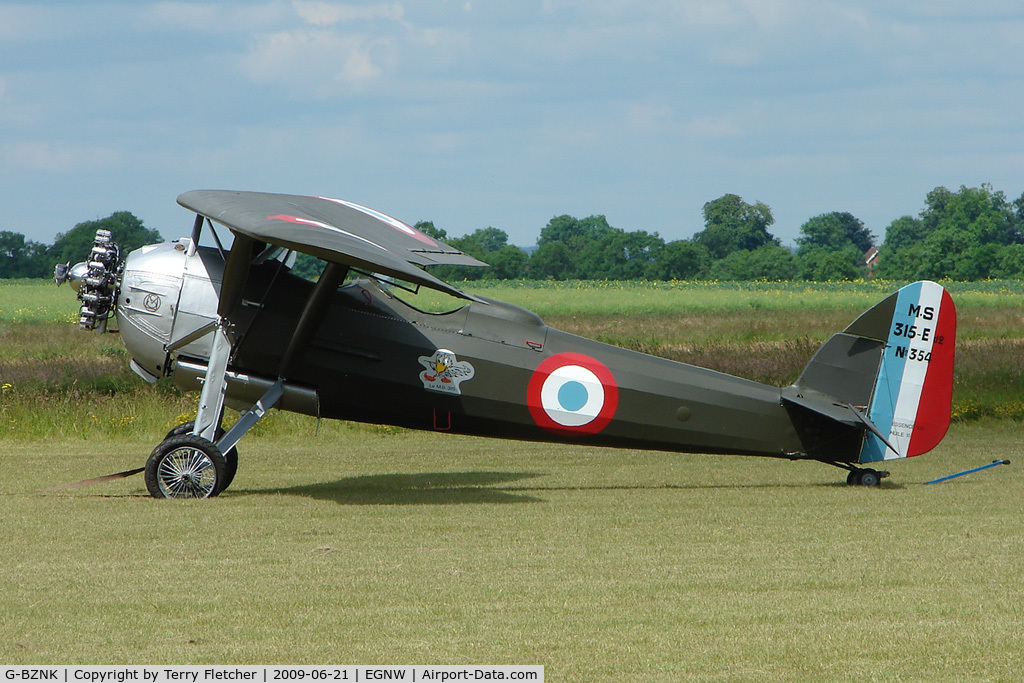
[860, 281, 956, 463]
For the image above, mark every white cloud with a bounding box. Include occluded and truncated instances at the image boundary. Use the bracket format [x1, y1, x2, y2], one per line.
[148, 2, 224, 30]
[6, 141, 120, 173]
[292, 1, 404, 26]
[0, 4, 78, 42]
[233, 2, 416, 93]
[3, 0, 1024, 246]
[684, 116, 742, 140]
[625, 104, 674, 135]
[242, 29, 390, 91]
[145, 1, 292, 32]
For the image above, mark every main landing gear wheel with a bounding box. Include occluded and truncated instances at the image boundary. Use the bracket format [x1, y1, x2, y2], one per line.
[145, 434, 226, 499]
[847, 469, 886, 486]
[164, 421, 238, 494]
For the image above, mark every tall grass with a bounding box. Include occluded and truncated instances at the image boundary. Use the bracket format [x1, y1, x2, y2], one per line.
[3, 280, 1024, 440]
[0, 278, 79, 323]
[6, 276, 1024, 319]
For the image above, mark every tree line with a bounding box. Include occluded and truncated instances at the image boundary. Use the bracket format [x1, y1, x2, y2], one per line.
[418, 184, 1024, 282]
[1, 212, 162, 279]
[5, 184, 1024, 281]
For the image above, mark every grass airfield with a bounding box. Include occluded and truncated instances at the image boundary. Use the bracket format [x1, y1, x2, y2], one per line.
[2, 422, 1021, 680]
[3, 278, 1024, 679]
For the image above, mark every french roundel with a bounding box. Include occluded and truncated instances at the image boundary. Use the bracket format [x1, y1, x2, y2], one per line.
[527, 352, 618, 436]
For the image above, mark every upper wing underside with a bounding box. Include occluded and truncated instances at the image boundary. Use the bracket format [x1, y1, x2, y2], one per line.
[177, 190, 486, 300]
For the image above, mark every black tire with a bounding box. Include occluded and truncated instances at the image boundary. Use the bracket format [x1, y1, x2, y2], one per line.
[145, 434, 226, 499]
[164, 421, 195, 440]
[858, 470, 881, 486]
[847, 470, 860, 486]
[163, 421, 238, 493]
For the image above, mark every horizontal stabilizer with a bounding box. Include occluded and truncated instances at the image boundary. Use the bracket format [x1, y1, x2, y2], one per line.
[782, 391, 896, 454]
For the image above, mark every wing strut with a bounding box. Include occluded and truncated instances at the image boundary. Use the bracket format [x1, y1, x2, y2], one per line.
[187, 259, 349, 461]
[278, 262, 349, 378]
[218, 233, 258, 318]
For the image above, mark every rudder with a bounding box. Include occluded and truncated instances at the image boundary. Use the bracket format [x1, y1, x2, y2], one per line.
[859, 281, 956, 462]
[782, 280, 956, 464]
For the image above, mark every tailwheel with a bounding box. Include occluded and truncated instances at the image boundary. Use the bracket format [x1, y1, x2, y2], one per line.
[145, 434, 226, 499]
[846, 468, 888, 486]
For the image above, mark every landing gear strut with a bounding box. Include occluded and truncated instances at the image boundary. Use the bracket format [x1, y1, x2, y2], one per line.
[144, 238, 343, 499]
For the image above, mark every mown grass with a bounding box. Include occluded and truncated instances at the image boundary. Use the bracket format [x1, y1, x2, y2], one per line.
[2, 279, 1024, 677]
[1, 423, 1022, 680]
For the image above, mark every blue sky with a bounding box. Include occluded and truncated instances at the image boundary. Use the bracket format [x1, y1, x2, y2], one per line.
[2, 1, 1022, 249]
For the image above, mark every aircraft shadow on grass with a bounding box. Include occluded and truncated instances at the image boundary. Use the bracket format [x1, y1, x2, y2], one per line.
[30, 470, 904, 500]
[233, 471, 548, 505]
[228, 471, 904, 505]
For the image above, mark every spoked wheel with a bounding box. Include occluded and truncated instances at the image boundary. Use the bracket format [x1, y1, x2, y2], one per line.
[164, 421, 238, 494]
[145, 434, 226, 499]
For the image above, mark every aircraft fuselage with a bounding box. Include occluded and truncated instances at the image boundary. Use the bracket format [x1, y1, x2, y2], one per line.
[118, 242, 808, 461]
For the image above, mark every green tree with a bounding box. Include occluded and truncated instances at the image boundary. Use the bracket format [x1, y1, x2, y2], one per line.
[693, 194, 778, 259]
[877, 185, 1023, 280]
[465, 227, 509, 253]
[874, 216, 925, 279]
[414, 220, 448, 241]
[531, 212, 668, 280]
[537, 214, 616, 250]
[528, 241, 575, 279]
[917, 230, 990, 281]
[51, 211, 162, 267]
[992, 244, 1024, 278]
[432, 227, 525, 281]
[711, 245, 797, 281]
[797, 246, 863, 281]
[578, 229, 664, 279]
[796, 212, 874, 255]
[486, 244, 529, 280]
[881, 215, 925, 252]
[0, 231, 51, 278]
[647, 240, 710, 280]
[921, 185, 1021, 244]
[289, 252, 326, 280]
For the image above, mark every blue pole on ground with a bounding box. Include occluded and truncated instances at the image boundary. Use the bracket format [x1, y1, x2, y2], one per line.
[923, 459, 1011, 485]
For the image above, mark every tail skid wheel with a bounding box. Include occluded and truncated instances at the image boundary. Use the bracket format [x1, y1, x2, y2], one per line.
[146, 434, 226, 499]
[847, 468, 886, 486]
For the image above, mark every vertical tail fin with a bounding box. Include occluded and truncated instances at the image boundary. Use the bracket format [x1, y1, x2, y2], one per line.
[858, 281, 957, 462]
[783, 281, 956, 464]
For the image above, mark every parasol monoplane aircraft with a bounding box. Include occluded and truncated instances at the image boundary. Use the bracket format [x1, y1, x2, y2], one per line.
[55, 190, 957, 498]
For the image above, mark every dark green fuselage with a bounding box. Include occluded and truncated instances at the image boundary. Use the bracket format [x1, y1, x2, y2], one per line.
[215, 271, 806, 460]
